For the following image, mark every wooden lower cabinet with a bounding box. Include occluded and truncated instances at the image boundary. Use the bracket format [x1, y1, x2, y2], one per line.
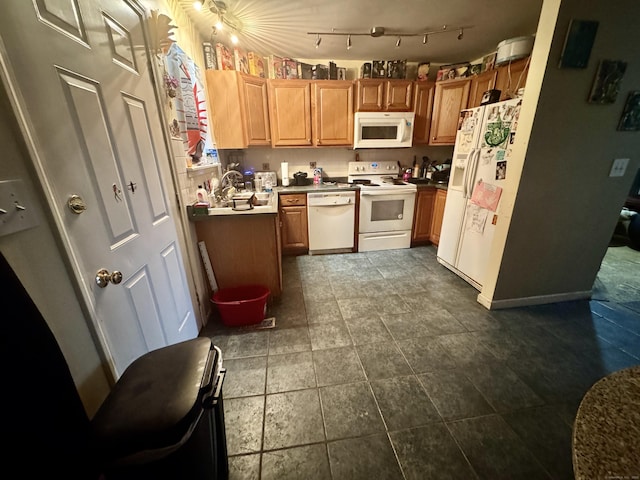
[412, 188, 436, 244]
[279, 193, 308, 254]
[430, 189, 447, 245]
[411, 187, 447, 246]
[194, 214, 282, 298]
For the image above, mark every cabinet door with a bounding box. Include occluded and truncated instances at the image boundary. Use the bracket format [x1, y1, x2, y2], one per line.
[385, 80, 413, 111]
[356, 79, 385, 111]
[468, 70, 497, 108]
[239, 74, 271, 146]
[495, 57, 530, 101]
[205, 70, 247, 148]
[280, 206, 308, 253]
[312, 81, 354, 146]
[413, 82, 435, 145]
[429, 78, 470, 145]
[429, 189, 447, 245]
[268, 80, 312, 146]
[412, 188, 436, 243]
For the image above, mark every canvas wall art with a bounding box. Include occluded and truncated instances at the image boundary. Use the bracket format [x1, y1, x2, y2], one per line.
[588, 60, 627, 104]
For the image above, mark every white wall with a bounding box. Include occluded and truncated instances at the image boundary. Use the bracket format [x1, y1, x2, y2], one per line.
[481, 0, 640, 307]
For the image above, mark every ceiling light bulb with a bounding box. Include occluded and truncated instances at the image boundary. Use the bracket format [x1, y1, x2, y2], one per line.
[347, 34, 352, 50]
[315, 33, 321, 48]
[458, 28, 464, 40]
[230, 33, 238, 44]
[422, 34, 428, 44]
[395, 36, 401, 47]
[215, 18, 223, 30]
[193, 1, 203, 11]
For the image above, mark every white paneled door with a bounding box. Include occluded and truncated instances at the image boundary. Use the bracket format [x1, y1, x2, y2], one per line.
[0, 0, 198, 377]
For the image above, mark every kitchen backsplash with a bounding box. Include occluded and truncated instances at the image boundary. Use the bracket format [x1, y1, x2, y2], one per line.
[173, 138, 454, 206]
[219, 146, 453, 181]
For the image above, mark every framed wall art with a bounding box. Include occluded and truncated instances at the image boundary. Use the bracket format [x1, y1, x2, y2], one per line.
[558, 19, 599, 69]
[617, 91, 640, 131]
[588, 60, 627, 104]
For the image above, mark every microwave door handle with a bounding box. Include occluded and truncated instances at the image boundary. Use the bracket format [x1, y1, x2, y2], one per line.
[399, 119, 407, 141]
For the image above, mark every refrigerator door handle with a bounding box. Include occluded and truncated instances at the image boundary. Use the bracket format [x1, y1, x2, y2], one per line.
[461, 150, 470, 198]
[462, 148, 476, 198]
[467, 149, 480, 198]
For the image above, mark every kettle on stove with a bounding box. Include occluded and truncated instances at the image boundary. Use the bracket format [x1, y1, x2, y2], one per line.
[293, 171, 309, 186]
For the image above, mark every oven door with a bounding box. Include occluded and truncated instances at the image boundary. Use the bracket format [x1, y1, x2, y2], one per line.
[359, 190, 416, 233]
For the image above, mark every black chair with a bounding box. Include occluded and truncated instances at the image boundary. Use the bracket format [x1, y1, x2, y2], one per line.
[1, 252, 228, 479]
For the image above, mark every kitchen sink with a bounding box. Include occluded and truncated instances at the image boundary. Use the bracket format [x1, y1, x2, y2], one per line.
[206, 191, 276, 215]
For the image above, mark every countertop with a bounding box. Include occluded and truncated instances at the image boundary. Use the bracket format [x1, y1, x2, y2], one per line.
[188, 179, 447, 218]
[572, 365, 640, 479]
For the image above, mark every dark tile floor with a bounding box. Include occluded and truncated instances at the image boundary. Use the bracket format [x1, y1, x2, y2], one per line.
[200, 244, 640, 480]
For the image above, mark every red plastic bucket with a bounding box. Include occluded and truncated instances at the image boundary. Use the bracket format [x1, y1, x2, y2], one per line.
[211, 285, 270, 326]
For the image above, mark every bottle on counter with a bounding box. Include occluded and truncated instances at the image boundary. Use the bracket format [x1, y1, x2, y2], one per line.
[196, 185, 209, 205]
[412, 156, 420, 178]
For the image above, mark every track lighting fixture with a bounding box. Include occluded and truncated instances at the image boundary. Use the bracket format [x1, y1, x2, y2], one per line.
[307, 25, 473, 50]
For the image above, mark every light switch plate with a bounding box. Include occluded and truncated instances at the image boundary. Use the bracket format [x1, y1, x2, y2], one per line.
[609, 158, 629, 177]
[0, 179, 40, 237]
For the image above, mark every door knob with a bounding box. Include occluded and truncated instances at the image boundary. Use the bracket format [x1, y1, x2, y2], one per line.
[95, 268, 123, 288]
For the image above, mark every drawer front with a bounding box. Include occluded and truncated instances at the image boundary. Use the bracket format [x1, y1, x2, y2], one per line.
[279, 193, 307, 206]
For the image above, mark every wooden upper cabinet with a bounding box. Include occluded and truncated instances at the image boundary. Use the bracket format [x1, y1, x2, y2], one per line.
[268, 79, 312, 147]
[495, 57, 530, 101]
[429, 78, 470, 145]
[356, 79, 385, 111]
[205, 71, 270, 148]
[468, 69, 498, 108]
[386, 80, 413, 111]
[240, 74, 271, 146]
[312, 81, 354, 146]
[355, 79, 413, 111]
[412, 81, 435, 146]
[205, 70, 248, 149]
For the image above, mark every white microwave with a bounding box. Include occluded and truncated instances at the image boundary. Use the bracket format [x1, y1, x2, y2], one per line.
[353, 111, 415, 149]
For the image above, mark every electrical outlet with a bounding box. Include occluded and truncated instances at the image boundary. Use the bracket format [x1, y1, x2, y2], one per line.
[310, 162, 316, 168]
[609, 158, 629, 177]
[262, 163, 270, 171]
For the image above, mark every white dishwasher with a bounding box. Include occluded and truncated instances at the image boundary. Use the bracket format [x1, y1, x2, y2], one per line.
[307, 191, 356, 253]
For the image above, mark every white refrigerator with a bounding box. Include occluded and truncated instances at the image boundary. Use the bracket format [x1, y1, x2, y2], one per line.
[437, 98, 523, 290]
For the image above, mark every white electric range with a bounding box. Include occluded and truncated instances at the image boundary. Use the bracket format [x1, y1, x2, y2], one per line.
[347, 161, 417, 252]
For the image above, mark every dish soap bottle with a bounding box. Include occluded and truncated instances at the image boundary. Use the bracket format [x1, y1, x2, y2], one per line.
[196, 185, 208, 204]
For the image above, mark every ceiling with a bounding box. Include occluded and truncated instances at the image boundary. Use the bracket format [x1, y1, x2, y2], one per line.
[177, 0, 544, 66]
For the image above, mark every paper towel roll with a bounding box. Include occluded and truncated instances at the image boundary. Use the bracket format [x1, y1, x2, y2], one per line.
[281, 162, 289, 186]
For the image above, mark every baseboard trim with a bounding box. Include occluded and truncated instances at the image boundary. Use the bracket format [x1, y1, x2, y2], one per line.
[477, 290, 593, 310]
